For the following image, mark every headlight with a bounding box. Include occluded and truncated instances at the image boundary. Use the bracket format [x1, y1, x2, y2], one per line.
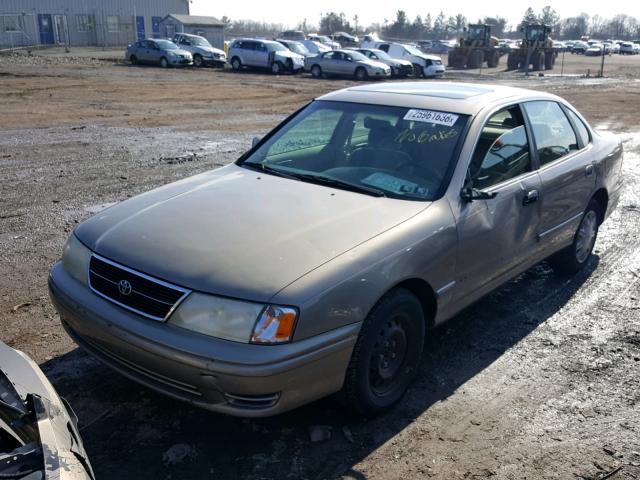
[61, 233, 91, 285]
[168, 294, 298, 344]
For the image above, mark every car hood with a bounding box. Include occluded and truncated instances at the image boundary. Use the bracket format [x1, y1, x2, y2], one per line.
[276, 50, 304, 61]
[0, 342, 94, 480]
[195, 46, 225, 56]
[75, 164, 429, 302]
[167, 48, 192, 56]
[360, 59, 389, 70]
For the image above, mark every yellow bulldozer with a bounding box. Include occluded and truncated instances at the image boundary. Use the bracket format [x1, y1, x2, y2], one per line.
[506, 24, 556, 71]
[448, 24, 501, 69]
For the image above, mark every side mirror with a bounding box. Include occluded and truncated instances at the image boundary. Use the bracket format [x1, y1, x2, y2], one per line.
[460, 187, 498, 202]
[251, 136, 261, 148]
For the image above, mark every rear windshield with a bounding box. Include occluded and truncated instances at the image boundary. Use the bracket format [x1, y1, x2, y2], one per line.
[240, 101, 468, 200]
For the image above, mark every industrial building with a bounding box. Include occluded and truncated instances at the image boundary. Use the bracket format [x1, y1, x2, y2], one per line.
[0, 0, 189, 48]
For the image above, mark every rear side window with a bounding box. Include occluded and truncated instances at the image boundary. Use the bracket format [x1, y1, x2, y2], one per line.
[523, 101, 579, 166]
[468, 106, 531, 189]
[564, 108, 591, 146]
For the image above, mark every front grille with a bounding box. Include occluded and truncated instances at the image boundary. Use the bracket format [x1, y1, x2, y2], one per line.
[89, 255, 190, 321]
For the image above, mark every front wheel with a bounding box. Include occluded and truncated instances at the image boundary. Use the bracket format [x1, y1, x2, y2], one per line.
[549, 200, 601, 275]
[230, 57, 242, 71]
[129, 55, 138, 65]
[355, 67, 368, 81]
[341, 288, 425, 416]
[310, 65, 322, 78]
[193, 54, 204, 67]
[412, 63, 423, 78]
[271, 61, 284, 74]
[159, 57, 169, 68]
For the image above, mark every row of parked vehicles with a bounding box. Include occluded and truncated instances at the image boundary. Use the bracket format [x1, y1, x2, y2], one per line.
[125, 33, 446, 80]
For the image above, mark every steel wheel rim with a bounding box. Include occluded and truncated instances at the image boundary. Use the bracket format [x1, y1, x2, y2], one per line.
[575, 210, 597, 263]
[369, 316, 408, 396]
[272, 63, 280, 74]
[194, 56, 202, 67]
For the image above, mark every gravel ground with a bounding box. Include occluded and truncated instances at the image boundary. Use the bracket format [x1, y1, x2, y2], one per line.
[1, 52, 639, 480]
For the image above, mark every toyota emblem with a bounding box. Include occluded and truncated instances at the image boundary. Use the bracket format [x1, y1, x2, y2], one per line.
[118, 279, 132, 296]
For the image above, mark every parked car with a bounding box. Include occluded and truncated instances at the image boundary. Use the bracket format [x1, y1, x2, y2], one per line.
[279, 30, 306, 42]
[356, 48, 414, 77]
[368, 42, 445, 78]
[571, 41, 589, 54]
[416, 40, 433, 52]
[277, 39, 314, 58]
[172, 33, 226, 67]
[332, 31, 359, 46]
[126, 39, 192, 67]
[585, 43, 604, 56]
[307, 34, 341, 49]
[429, 40, 457, 54]
[305, 49, 391, 80]
[0, 341, 95, 479]
[301, 39, 332, 55]
[49, 82, 623, 418]
[228, 38, 305, 74]
[619, 42, 639, 54]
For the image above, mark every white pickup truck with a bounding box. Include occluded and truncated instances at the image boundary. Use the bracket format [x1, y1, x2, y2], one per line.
[361, 41, 445, 78]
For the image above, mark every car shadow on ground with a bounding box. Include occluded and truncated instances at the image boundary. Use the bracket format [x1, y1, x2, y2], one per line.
[41, 257, 598, 479]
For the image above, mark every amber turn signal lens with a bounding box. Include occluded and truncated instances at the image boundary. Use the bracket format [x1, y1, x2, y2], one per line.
[251, 305, 298, 344]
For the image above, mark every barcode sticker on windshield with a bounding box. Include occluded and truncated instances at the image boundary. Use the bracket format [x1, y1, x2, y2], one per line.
[403, 109, 459, 127]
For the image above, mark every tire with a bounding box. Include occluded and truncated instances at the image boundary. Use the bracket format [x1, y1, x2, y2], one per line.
[468, 50, 483, 69]
[447, 51, 458, 68]
[129, 55, 138, 65]
[549, 199, 601, 275]
[507, 53, 519, 70]
[532, 51, 544, 71]
[230, 57, 242, 71]
[310, 64, 322, 78]
[159, 57, 169, 68]
[342, 288, 426, 416]
[193, 54, 204, 67]
[486, 50, 498, 68]
[544, 51, 554, 70]
[271, 61, 284, 74]
[355, 67, 368, 81]
[412, 63, 423, 78]
[286, 59, 293, 73]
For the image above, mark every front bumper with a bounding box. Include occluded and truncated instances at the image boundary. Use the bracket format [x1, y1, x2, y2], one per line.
[201, 56, 226, 67]
[169, 56, 193, 66]
[48, 262, 358, 417]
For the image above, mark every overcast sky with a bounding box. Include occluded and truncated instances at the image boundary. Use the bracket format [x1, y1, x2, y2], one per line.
[190, 0, 640, 29]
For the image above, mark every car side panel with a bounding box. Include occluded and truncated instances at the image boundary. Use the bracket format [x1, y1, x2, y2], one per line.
[272, 201, 458, 341]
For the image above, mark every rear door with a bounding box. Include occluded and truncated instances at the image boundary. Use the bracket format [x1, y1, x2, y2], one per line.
[253, 42, 270, 67]
[522, 101, 596, 254]
[454, 105, 543, 303]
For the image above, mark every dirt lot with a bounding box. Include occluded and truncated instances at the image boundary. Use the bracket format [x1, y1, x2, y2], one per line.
[1, 49, 640, 480]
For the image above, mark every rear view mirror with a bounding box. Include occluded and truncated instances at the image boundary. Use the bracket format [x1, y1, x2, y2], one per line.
[252, 136, 261, 148]
[460, 187, 498, 202]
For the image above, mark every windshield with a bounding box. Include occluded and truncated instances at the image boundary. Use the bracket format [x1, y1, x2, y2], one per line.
[288, 42, 309, 54]
[155, 40, 178, 50]
[404, 45, 423, 55]
[239, 101, 468, 200]
[192, 37, 211, 47]
[369, 49, 391, 60]
[348, 51, 368, 61]
[267, 42, 287, 52]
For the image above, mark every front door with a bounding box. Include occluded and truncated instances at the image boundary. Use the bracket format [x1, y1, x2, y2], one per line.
[38, 14, 54, 44]
[454, 105, 542, 305]
[136, 16, 145, 41]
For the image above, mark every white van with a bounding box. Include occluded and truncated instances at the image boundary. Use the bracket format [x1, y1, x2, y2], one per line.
[362, 41, 445, 78]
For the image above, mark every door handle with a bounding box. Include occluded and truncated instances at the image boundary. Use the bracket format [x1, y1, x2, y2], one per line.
[522, 189, 539, 206]
[585, 164, 594, 176]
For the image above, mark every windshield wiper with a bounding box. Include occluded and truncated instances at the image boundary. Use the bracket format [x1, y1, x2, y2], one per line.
[240, 162, 301, 180]
[292, 173, 386, 197]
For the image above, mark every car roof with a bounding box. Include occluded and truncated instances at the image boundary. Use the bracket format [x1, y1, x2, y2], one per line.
[317, 82, 561, 116]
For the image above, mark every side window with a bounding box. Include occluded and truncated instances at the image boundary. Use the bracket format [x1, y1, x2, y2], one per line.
[468, 107, 531, 189]
[564, 108, 591, 146]
[523, 101, 579, 166]
[379, 44, 390, 53]
[266, 108, 343, 157]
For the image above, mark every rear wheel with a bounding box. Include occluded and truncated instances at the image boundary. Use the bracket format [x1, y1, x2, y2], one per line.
[355, 67, 368, 81]
[342, 288, 425, 416]
[230, 57, 242, 71]
[193, 54, 204, 67]
[468, 49, 483, 68]
[507, 53, 519, 70]
[159, 56, 169, 68]
[129, 55, 138, 65]
[532, 51, 545, 71]
[549, 200, 601, 275]
[544, 51, 554, 70]
[311, 65, 322, 78]
[486, 50, 498, 68]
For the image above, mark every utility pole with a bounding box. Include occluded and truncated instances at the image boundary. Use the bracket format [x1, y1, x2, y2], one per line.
[599, 44, 606, 77]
